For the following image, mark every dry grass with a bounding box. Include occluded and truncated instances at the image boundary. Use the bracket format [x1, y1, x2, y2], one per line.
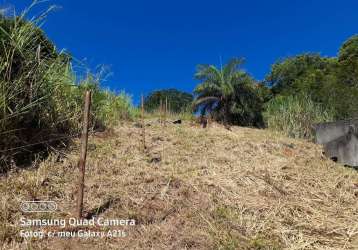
[1, 120, 357, 249]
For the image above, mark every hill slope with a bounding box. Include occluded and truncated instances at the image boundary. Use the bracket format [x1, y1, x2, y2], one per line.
[1, 121, 358, 249]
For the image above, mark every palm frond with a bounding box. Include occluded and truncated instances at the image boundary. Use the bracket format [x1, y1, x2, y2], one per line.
[195, 64, 222, 82]
[193, 96, 220, 108]
[223, 57, 245, 78]
[194, 82, 221, 95]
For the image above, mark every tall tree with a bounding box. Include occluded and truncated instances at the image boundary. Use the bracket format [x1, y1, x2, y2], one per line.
[193, 58, 264, 127]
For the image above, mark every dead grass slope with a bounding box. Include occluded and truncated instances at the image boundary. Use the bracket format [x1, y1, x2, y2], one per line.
[1, 120, 358, 250]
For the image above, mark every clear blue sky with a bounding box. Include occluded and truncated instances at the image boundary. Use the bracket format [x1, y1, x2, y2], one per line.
[4, 0, 358, 103]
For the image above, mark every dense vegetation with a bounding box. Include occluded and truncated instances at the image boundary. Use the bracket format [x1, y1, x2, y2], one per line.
[191, 35, 358, 138]
[263, 35, 358, 137]
[0, 6, 134, 170]
[193, 58, 266, 127]
[264, 94, 334, 139]
[143, 89, 193, 113]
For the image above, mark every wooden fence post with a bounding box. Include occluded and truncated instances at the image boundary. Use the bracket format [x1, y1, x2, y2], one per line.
[76, 90, 91, 219]
[159, 99, 163, 125]
[164, 97, 167, 126]
[141, 94, 146, 150]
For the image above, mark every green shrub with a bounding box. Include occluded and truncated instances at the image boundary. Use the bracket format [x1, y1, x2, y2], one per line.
[264, 94, 334, 139]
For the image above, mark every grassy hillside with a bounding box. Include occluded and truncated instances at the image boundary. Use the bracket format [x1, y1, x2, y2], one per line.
[0, 6, 137, 171]
[1, 120, 357, 249]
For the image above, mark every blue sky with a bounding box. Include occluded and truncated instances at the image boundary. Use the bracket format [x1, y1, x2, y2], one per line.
[3, 0, 358, 103]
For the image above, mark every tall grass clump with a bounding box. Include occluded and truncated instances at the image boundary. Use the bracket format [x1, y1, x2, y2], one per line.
[264, 94, 334, 139]
[80, 77, 136, 128]
[0, 3, 134, 171]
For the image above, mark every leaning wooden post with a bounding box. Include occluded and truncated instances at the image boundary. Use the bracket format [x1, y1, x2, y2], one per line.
[141, 94, 146, 150]
[76, 90, 91, 219]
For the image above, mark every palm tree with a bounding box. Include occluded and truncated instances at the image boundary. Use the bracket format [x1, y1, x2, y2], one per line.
[193, 57, 256, 127]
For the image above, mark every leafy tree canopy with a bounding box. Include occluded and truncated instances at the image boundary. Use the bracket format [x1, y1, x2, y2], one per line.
[265, 54, 338, 97]
[144, 88, 193, 113]
[265, 50, 358, 119]
[338, 34, 358, 87]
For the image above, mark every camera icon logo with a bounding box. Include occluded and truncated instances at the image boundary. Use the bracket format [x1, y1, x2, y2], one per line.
[20, 201, 57, 213]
